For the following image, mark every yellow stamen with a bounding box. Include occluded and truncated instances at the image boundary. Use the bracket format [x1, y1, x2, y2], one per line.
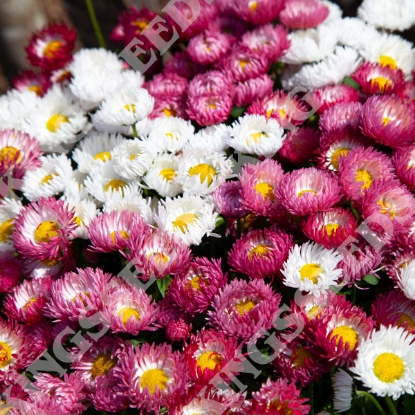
[74, 217, 84, 227]
[0, 342, 12, 369]
[371, 76, 392, 92]
[355, 169, 373, 190]
[379, 55, 397, 69]
[373, 352, 405, 383]
[147, 251, 169, 264]
[255, 182, 274, 200]
[307, 305, 323, 320]
[40, 173, 58, 185]
[163, 108, 176, 117]
[330, 147, 350, 170]
[396, 313, 415, 331]
[382, 117, 392, 126]
[188, 163, 216, 186]
[91, 353, 117, 378]
[249, 132, 267, 144]
[44, 40, 63, 58]
[377, 198, 396, 219]
[292, 347, 312, 368]
[196, 351, 223, 372]
[34, 221, 59, 243]
[297, 189, 317, 197]
[41, 257, 59, 267]
[299, 263, 322, 284]
[248, 0, 258, 11]
[173, 213, 198, 233]
[94, 151, 112, 161]
[124, 103, 136, 113]
[46, 114, 69, 133]
[117, 307, 140, 325]
[159, 168, 177, 182]
[0, 146, 20, 164]
[104, 179, 127, 194]
[329, 326, 358, 350]
[133, 20, 148, 31]
[0, 219, 14, 244]
[140, 368, 169, 395]
[323, 223, 339, 236]
[186, 275, 202, 291]
[110, 230, 129, 244]
[235, 299, 257, 316]
[28, 85, 43, 96]
[248, 244, 271, 261]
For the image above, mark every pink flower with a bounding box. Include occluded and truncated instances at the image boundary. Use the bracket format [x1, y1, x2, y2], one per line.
[165, 318, 191, 343]
[24, 322, 52, 367]
[12, 70, 51, 97]
[0, 253, 22, 294]
[25, 23, 76, 72]
[277, 168, 343, 216]
[213, 181, 249, 218]
[360, 95, 415, 148]
[280, 0, 329, 29]
[393, 145, 415, 191]
[144, 73, 188, 100]
[187, 93, 233, 126]
[228, 226, 293, 279]
[231, 0, 286, 25]
[164, 51, 204, 79]
[187, 29, 231, 65]
[208, 278, 281, 343]
[188, 70, 233, 98]
[149, 96, 189, 120]
[22, 254, 74, 280]
[233, 74, 274, 107]
[310, 85, 359, 115]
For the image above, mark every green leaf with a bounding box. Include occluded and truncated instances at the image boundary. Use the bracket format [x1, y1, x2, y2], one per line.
[230, 106, 245, 118]
[157, 275, 171, 297]
[363, 274, 379, 285]
[343, 76, 361, 90]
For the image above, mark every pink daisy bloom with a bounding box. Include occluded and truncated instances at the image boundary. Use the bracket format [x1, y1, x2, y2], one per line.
[208, 278, 281, 343]
[280, 0, 329, 29]
[27, 373, 87, 415]
[100, 281, 159, 335]
[240, 24, 290, 63]
[188, 70, 233, 98]
[302, 208, 358, 249]
[221, 47, 271, 83]
[392, 145, 415, 191]
[383, 233, 415, 281]
[88, 210, 148, 253]
[209, 13, 251, 40]
[228, 226, 293, 279]
[44, 267, 111, 322]
[277, 168, 343, 216]
[114, 342, 190, 413]
[25, 23, 76, 72]
[22, 253, 74, 280]
[165, 317, 191, 343]
[352, 62, 405, 95]
[338, 146, 396, 205]
[233, 74, 274, 108]
[360, 95, 415, 148]
[13, 197, 76, 261]
[12, 70, 51, 97]
[187, 93, 233, 126]
[144, 73, 188, 101]
[183, 329, 242, 385]
[164, 51, 204, 80]
[187, 29, 231, 65]
[239, 159, 285, 219]
[212, 181, 250, 219]
[319, 102, 362, 138]
[168, 257, 227, 315]
[0, 129, 43, 180]
[24, 321, 52, 366]
[397, 80, 415, 101]
[310, 85, 359, 115]
[0, 253, 22, 294]
[278, 126, 320, 166]
[4, 279, 51, 325]
[127, 228, 192, 280]
[230, 0, 286, 25]
[149, 96, 188, 120]
[248, 90, 309, 129]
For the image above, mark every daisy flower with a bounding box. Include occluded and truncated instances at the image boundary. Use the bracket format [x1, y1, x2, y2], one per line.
[282, 241, 343, 295]
[65, 198, 98, 240]
[187, 93, 233, 127]
[164, 51, 203, 80]
[350, 326, 415, 399]
[279, 0, 330, 29]
[0, 321, 29, 375]
[0, 253, 22, 294]
[188, 71, 233, 98]
[397, 260, 415, 301]
[187, 29, 231, 65]
[333, 369, 353, 413]
[230, 0, 286, 25]
[0, 198, 23, 253]
[186, 124, 230, 153]
[392, 144, 415, 191]
[310, 84, 360, 115]
[212, 181, 249, 219]
[144, 73, 188, 100]
[12, 69, 52, 97]
[232, 74, 274, 108]
[228, 115, 285, 158]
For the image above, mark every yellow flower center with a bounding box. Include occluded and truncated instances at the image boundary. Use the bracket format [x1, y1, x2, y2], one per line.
[34, 221, 59, 243]
[91, 353, 117, 378]
[110, 230, 129, 244]
[147, 251, 169, 264]
[355, 169, 373, 190]
[396, 313, 415, 330]
[329, 326, 358, 350]
[104, 179, 127, 194]
[268, 399, 293, 414]
[330, 147, 350, 170]
[173, 213, 198, 233]
[40, 173, 58, 185]
[299, 263, 322, 284]
[196, 351, 223, 372]
[124, 103, 136, 113]
[0, 342, 12, 369]
[297, 189, 317, 197]
[28, 85, 43, 96]
[159, 168, 177, 182]
[323, 223, 339, 236]
[140, 368, 169, 395]
[188, 163, 216, 186]
[379, 55, 397, 69]
[0, 146, 20, 163]
[292, 347, 312, 368]
[46, 114, 69, 133]
[239, 58, 251, 69]
[41, 257, 59, 267]
[249, 132, 267, 144]
[44, 40, 63, 58]
[383, 117, 392, 126]
[255, 182, 274, 200]
[163, 108, 176, 117]
[371, 76, 392, 92]
[117, 307, 141, 325]
[186, 275, 202, 291]
[307, 305, 323, 320]
[22, 297, 38, 312]
[0, 219, 14, 244]
[74, 217, 84, 227]
[248, 243, 272, 261]
[377, 198, 396, 219]
[373, 352, 405, 383]
[133, 19, 148, 31]
[235, 299, 257, 316]
[249, 0, 258, 11]
[94, 151, 112, 162]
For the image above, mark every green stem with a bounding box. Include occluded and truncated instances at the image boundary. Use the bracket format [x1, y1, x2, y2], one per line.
[85, 0, 106, 48]
[356, 391, 387, 415]
[132, 123, 138, 138]
[384, 396, 399, 415]
[349, 201, 360, 220]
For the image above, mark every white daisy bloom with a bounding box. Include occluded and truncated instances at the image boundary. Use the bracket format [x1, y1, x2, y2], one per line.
[185, 124, 231, 153]
[22, 85, 90, 153]
[84, 160, 139, 203]
[281, 22, 340, 65]
[92, 88, 154, 128]
[0, 198, 23, 253]
[66, 198, 99, 239]
[358, 0, 415, 32]
[155, 195, 218, 246]
[397, 260, 415, 301]
[282, 46, 362, 90]
[281, 241, 343, 295]
[69, 48, 125, 108]
[121, 69, 145, 89]
[351, 326, 415, 399]
[72, 131, 126, 174]
[62, 173, 91, 202]
[147, 117, 194, 154]
[228, 115, 285, 158]
[337, 17, 381, 53]
[177, 149, 233, 196]
[103, 184, 153, 224]
[112, 139, 156, 180]
[143, 153, 183, 198]
[21, 154, 73, 201]
[333, 369, 353, 413]
[320, 0, 342, 24]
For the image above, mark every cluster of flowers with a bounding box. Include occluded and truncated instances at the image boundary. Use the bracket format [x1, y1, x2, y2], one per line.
[1, 0, 415, 414]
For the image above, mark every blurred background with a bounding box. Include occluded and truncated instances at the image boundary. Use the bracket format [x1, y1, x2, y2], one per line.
[0, 0, 388, 94]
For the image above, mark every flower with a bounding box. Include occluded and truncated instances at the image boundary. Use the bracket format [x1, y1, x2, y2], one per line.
[392, 144, 415, 191]
[231, 0, 286, 25]
[310, 85, 360, 115]
[319, 102, 362, 138]
[187, 93, 233, 127]
[279, 0, 329, 29]
[0, 198, 23, 253]
[232, 74, 274, 108]
[144, 73, 188, 100]
[398, 260, 415, 301]
[333, 369, 353, 413]
[12, 70, 51, 97]
[350, 326, 415, 399]
[212, 181, 249, 218]
[187, 29, 231, 65]
[0, 252, 22, 294]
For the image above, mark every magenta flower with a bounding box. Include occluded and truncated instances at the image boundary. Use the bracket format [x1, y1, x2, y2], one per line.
[280, 0, 329, 29]
[144, 73, 188, 100]
[213, 181, 249, 218]
[187, 29, 231, 65]
[0, 252, 22, 294]
[12, 70, 51, 97]
[188, 70, 233, 98]
[233, 74, 274, 107]
[187, 93, 233, 126]
[393, 144, 415, 191]
[310, 84, 359, 115]
[231, 0, 286, 25]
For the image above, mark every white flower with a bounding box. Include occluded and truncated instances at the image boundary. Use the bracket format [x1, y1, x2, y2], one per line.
[333, 369, 353, 413]
[228, 115, 285, 158]
[320, 0, 342, 24]
[337, 17, 381, 53]
[155, 195, 218, 246]
[177, 149, 233, 196]
[72, 131, 126, 174]
[0, 198, 23, 253]
[62, 173, 91, 203]
[350, 326, 415, 399]
[66, 198, 99, 239]
[281, 241, 343, 295]
[398, 260, 415, 301]
[21, 154, 73, 201]
[185, 124, 230, 153]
